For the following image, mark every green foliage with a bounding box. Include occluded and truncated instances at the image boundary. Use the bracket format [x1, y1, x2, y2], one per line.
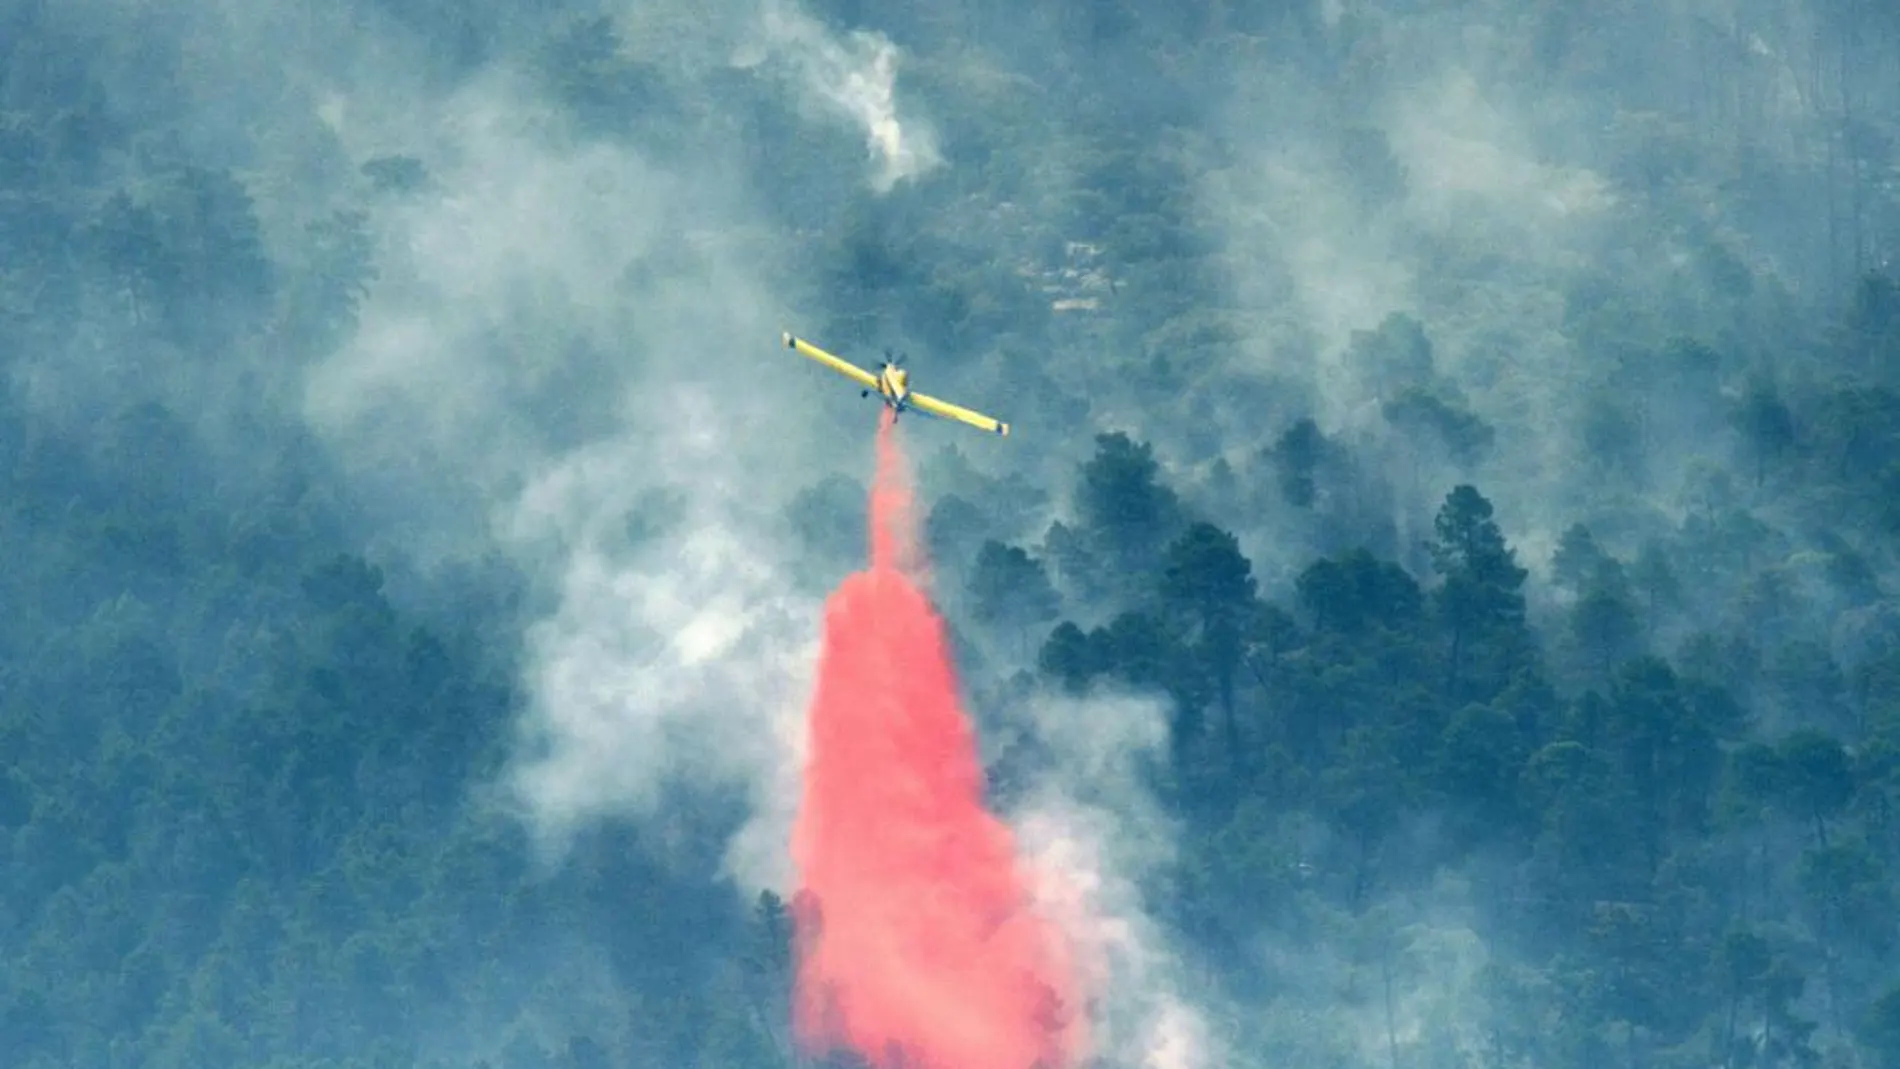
[1265, 418, 1330, 508]
[969, 540, 1062, 654]
[1017, 376, 1894, 1065]
[1060, 431, 1188, 601]
[1865, 984, 1900, 1069]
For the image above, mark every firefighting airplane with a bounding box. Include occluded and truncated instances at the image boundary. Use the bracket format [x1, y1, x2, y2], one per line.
[782, 332, 1011, 437]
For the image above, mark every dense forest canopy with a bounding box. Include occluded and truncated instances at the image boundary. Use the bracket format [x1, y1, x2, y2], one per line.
[5, 0, 1900, 1066]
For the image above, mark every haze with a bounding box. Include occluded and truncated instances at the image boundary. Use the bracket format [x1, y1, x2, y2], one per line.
[3, 0, 1899, 1067]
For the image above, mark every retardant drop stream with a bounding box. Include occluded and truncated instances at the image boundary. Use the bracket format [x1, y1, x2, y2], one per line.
[790, 406, 1080, 1069]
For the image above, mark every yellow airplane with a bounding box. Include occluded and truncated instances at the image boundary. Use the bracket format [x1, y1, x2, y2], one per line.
[782, 332, 1011, 437]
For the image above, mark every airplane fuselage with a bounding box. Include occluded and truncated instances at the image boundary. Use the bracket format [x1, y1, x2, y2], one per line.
[870, 364, 911, 412]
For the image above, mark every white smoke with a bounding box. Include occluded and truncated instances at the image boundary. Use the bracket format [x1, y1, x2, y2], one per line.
[1005, 689, 1225, 1069]
[739, 0, 943, 192]
[504, 414, 820, 860]
[299, 60, 848, 891]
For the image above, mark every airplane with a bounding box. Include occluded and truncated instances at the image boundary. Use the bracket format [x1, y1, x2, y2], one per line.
[782, 332, 1011, 437]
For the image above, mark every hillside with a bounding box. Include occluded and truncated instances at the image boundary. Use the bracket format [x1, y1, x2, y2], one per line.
[3, 0, 1900, 1067]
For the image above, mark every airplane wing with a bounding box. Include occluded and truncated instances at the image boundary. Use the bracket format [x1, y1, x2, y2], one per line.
[909, 390, 1011, 436]
[783, 332, 878, 390]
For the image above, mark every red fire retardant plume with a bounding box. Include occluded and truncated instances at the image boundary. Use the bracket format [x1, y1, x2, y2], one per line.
[790, 407, 1080, 1069]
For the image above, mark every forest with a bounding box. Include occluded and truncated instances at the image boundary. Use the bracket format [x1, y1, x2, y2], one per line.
[4, 0, 1900, 1066]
